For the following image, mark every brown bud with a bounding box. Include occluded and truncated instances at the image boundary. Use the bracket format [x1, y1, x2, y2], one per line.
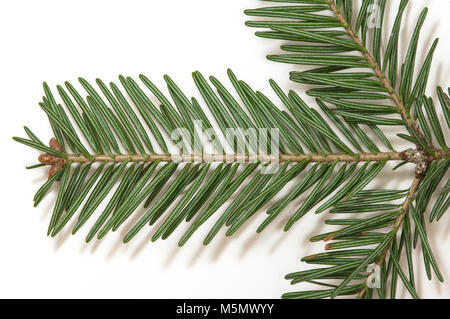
[48, 163, 63, 179]
[38, 153, 56, 165]
[49, 138, 63, 152]
[55, 157, 66, 167]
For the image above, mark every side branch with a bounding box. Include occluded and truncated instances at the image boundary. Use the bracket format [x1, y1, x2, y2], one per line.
[356, 174, 424, 298]
[327, 1, 415, 128]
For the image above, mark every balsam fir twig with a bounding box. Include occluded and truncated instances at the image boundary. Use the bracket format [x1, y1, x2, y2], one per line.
[13, 0, 450, 299]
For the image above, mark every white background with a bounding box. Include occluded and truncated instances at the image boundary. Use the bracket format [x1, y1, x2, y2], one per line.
[0, 0, 449, 298]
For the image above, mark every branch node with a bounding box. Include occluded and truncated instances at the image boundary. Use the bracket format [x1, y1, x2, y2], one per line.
[38, 138, 67, 179]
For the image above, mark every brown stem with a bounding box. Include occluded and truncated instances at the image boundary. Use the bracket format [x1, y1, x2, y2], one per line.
[64, 149, 449, 164]
[67, 152, 400, 163]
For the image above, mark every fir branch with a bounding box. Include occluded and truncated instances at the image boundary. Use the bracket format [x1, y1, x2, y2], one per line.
[246, 0, 449, 299]
[356, 175, 423, 299]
